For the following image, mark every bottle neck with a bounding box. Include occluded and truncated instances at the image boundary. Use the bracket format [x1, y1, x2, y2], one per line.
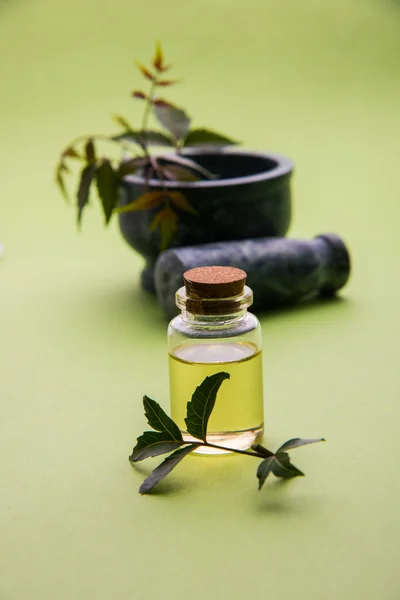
[175, 285, 253, 328]
[180, 308, 248, 328]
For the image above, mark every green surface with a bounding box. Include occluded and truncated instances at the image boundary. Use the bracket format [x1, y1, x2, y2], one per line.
[1, 0, 400, 598]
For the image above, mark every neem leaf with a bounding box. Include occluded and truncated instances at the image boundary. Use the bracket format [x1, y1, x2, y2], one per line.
[63, 146, 81, 159]
[129, 431, 183, 462]
[55, 165, 70, 202]
[158, 154, 215, 180]
[115, 191, 165, 214]
[77, 163, 96, 226]
[167, 191, 198, 215]
[136, 62, 155, 81]
[157, 79, 180, 87]
[132, 90, 147, 100]
[95, 159, 118, 225]
[143, 395, 182, 441]
[113, 130, 174, 148]
[149, 206, 178, 251]
[152, 42, 165, 72]
[256, 453, 304, 490]
[154, 103, 191, 141]
[184, 128, 239, 148]
[256, 457, 275, 490]
[85, 138, 96, 162]
[276, 438, 325, 453]
[271, 452, 304, 478]
[139, 444, 198, 494]
[185, 372, 230, 442]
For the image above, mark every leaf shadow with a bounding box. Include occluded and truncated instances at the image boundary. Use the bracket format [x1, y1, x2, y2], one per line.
[253, 478, 313, 515]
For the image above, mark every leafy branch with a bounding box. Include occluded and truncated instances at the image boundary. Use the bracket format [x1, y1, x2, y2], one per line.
[129, 372, 325, 494]
[55, 42, 238, 249]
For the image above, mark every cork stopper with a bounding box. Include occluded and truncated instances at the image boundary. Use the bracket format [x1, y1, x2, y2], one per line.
[181, 266, 250, 315]
[184, 266, 247, 299]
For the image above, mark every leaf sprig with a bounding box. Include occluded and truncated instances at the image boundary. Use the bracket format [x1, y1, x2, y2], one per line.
[55, 43, 238, 249]
[130, 372, 325, 494]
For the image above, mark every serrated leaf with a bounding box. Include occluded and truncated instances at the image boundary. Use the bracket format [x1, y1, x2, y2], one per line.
[132, 90, 147, 100]
[154, 103, 191, 141]
[149, 206, 178, 250]
[149, 205, 176, 231]
[167, 191, 198, 215]
[55, 168, 70, 202]
[276, 438, 325, 453]
[117, 157, 149, 177]
[256, 453, 304, 490]
[113, 115, 133, 130]
[153, 42, 166, 72]
[256, 457, 275, 490]
[136, 62, 155, 81]
[113, 130, 174, 148]
[158, 154, 215, 180]
[184, 128, 239, 148]
[157, 79, 180, 86]
[271, 452, 304, 478]
[185, 372, 230, 442]
[143, 395, 182, 441]
[139, 444, 197, 494]
[129, 431, 183, 463]
[116, 191, 165, 214]
[77, 163, 96, 225]
[95, 159, 118, 225]
[153, 98, 174, 107]
[63, 146, 81, 159]
[85, 138, 96, 162]
[162, 165, 200, 182]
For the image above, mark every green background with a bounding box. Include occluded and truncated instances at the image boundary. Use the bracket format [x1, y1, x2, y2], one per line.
[1, 0, 399, 597]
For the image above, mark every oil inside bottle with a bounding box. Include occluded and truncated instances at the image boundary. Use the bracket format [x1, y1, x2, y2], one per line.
[169, 341, 264, 454]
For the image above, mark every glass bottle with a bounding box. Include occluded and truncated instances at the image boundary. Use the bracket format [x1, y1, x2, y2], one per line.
[168, 266, 264, 454]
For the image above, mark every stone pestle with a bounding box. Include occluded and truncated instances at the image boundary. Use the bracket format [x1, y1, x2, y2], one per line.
[154, 234, 351, 318]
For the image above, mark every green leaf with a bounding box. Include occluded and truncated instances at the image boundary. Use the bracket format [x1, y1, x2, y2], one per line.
[117, 157, 148, 177]
[153, 104, 191, 141]
[143, 395, 182, 441]
[148, 206, 178, 250]
[115, 191, 165, 214]
[256, 453, 304, 490]
[85, 138, 96, 162]
[184, 128, 239, 148]
[132, 90, 147, 100]
[271, 452, 304, 479]
[114, 130, 174, 148]
[167, 191, 198, 215]
[162, 165, 200, 182]
[153, 42, 167, 72]
[136, 62, 155, 81]
[158, 154, 215, 180]
[276, 438, 325, 453]
[63, 146, 81, 159]
[129, 431, 183, 463]
[95, 159, 118, 225]
[139, 444, 198, 494]
[185, 372, 230, 442]
[256, 457, 275, 490]
[55, 164, 70, 202]
[157, 79, 180, 87]
[77, 163, 96, 226]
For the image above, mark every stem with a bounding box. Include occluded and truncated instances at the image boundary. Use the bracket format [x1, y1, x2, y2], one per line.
[141, 79, 157, 140]
[191, 441, 265, 458]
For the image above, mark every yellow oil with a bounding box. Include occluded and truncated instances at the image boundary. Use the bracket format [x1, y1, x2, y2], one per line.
[169, 341, 264, 453]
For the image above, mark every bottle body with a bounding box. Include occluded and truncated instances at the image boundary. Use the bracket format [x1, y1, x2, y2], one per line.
[168, 311, 264, 453]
